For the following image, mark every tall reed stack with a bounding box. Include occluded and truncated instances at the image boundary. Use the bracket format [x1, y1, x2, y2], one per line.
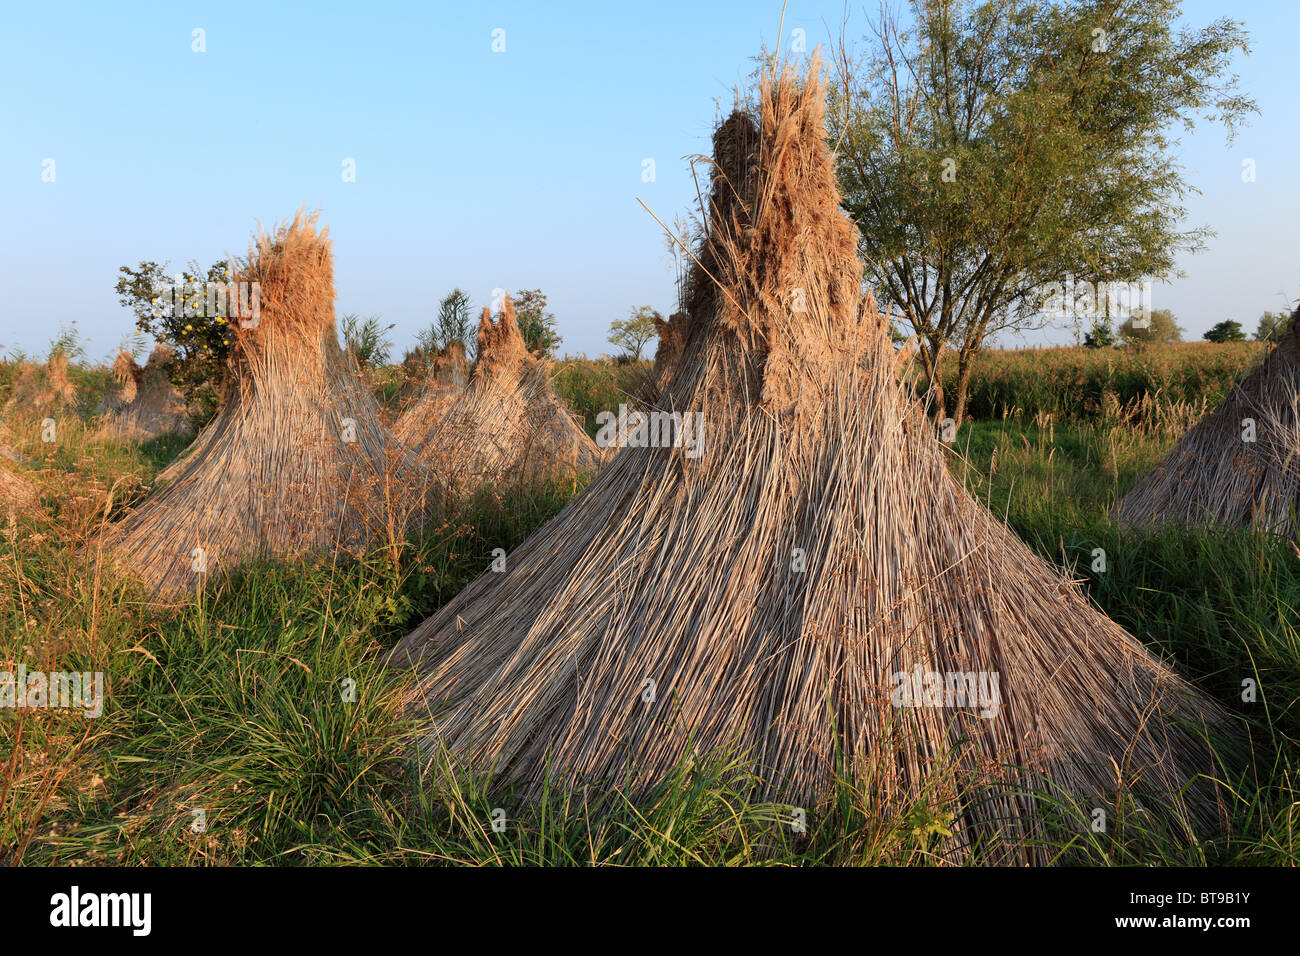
[389, 60, 1233, 862]
[98, 345, 194, 442]
[5, 352, 78, 418]
[394, 341, 469, 439]
[97, 210, 423, 599]
[395, 296, 601, 494]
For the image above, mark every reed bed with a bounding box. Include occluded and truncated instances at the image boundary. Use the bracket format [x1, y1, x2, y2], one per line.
[929, 340, 1267, 423]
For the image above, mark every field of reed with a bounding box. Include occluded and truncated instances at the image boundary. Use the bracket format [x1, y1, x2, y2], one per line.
[916, 341, 1267, 423]
[2, 348, 1295, 866]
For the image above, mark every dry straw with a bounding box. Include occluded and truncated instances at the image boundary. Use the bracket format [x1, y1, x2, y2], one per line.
[5, 352, 78, 418]
[0, 424, 35, 513]
[395, 297, 601, 494]
[0, 463, 36, 513]
[1117, 311, 1300, 533]
[97, 210, 425, 599]
[105, 350, 139, 407]
[97, 345, 194, 442]
[393, 341, 469, 436]
[390, 60, 1233, 862]
[631, 310, 690, 408]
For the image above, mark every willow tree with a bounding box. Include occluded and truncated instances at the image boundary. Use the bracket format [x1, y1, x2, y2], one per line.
[830, 0, 1255, 423]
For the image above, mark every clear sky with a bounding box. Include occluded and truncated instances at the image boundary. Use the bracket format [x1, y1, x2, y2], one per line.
[2, 0, 1296, 361]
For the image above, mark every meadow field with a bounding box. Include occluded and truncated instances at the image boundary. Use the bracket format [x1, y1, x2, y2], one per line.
[1, 343, 1295, 866]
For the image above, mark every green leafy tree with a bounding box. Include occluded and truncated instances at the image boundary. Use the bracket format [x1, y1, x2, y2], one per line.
[1255, 309, 1292, 342]
[1204, 319, 1247, 343]
[608, 306, 662, 361]
[1118, 308, 1183, 347]
[830, 0, 1254, 422]
[512, 288, 562, 357]
[115, 258, 235, 413]
[1083, 318, 1115, 349]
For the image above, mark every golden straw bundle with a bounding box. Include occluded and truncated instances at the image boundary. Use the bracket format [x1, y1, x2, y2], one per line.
[97, 210, 425, 599]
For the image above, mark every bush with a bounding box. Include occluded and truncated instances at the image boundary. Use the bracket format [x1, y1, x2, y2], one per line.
[115, 259, 233, 416]
[1204, 320, 1247, 343]
[340, 314, 394, 367]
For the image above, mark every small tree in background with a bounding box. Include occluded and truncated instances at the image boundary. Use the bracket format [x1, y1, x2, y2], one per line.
[1119, 309, 1183, 347]
[439, 288, 474, 351]
[340, 314, 394, 367]
[608, 306, 661, 361]
[415, 287, 477, 363]
[1255, 309, 1292, 342]
[49, 322, 88, 361]
[1083, 318, 1115, 349]
[115, 258, 233, 414]
[513, 288, 562, 358]
[1204, 319, 1247, 343]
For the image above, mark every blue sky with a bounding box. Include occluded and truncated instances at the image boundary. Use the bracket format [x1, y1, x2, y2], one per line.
[1, 0, 1296, 361]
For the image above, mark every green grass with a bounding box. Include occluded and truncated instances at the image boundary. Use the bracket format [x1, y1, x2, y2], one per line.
[1, 360, 1296, 866]
[552, 356, 650, 436]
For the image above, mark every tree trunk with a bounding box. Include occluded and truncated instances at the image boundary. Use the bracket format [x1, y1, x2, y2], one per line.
[920, 337, 947, 421]
[951, 348, 976, 427]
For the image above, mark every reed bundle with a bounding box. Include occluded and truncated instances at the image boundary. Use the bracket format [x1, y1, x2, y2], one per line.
[393, 341, 469, 438]
[5, 352, 77, 418]
[97, 345, 194, 442]
[389, 61, 1232, 861]
[0, 463, 35, 512]
[395, 297, 601, 493]
[1117, 312, 1300, 533]
[97, 210, 424, 599]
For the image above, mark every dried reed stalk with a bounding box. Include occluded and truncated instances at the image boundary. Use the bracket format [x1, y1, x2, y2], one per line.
[1117, 313, 1300, 533]
[390, 60, 1233, 862]
[96, 210, 425, 599]
[0, 464, 35, 511]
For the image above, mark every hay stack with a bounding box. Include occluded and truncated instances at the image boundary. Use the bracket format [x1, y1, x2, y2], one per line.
[395, 298, 600, 492]
[98, 345, 194, 442]
[97, 210, 423, 599]
[393, 341, 469, 434]
[633, 310, 689, 407]
[5, 352, 78, 417]
[1117, 312, 1300, 533]
[102, 350, 139, 409]
[390, 62, 1230, 861]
